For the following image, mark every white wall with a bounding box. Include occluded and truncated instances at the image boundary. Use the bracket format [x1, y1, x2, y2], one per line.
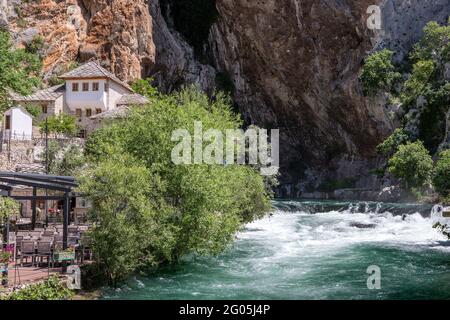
[108, 80, 131, 110]
[65, 79, 107, 110]
[3, 108, 33, 140]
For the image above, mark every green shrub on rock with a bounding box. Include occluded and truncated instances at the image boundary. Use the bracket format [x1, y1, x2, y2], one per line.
[388, 141, 433, 190]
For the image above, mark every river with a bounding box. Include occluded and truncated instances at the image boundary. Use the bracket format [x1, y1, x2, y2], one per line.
[102, 200, 450, 300]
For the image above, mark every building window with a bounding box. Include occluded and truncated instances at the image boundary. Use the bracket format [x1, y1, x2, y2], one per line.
[86, 109, 92, 117]
[92, 82, 99, 91]
[76, 108, 82, 118]
[42, 105, 48, 114]
[82, 82, 89, 91]
[5, 115, 11, 130]
[78, 129, 86, 139]
[96, 108, 102, 114]
[72, 83, 79, 92]
[104, 83, 108, 91]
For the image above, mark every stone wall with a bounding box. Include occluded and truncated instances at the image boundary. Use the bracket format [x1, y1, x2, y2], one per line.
[0, 140, 35, 171]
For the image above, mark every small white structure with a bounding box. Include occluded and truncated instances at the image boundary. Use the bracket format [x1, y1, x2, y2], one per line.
[11, 61, 149, 137]
[2, 107, 33, 141]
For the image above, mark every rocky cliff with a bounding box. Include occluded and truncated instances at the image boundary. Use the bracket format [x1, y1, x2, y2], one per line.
[2, 0, 450, 192]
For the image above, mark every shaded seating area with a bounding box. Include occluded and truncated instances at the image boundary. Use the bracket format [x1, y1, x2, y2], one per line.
[8, 225, 92, 267]
[0, 172, 93, 287]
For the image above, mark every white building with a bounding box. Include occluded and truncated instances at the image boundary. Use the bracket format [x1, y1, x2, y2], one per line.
[2, 107, 33, 141]
[11, 61, 149, 137]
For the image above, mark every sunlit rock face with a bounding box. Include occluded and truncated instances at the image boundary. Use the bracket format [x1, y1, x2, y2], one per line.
[6, 0, 155, 82]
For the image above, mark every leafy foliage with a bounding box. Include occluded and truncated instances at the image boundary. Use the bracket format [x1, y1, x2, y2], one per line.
[0, 197, 20, 221]
[25, 104, 42, 118]
[372, 21, 450, 162]
[131, 77, 159, 99]
[377, 128, 410, 155]
[40, 141, 85, 176]
[39, 114, 79, 138]
[433, 150, 450, 196]
[0, 31, 42, 114]
[417, 83, 450, 153]
[410, 21, 450, 62]
[401, 60, 435, 104]
[82, 86, 272, 284]
[388, 141, 433, 189]
[360, 49, 401, 96]
[2, 275, 73, 300]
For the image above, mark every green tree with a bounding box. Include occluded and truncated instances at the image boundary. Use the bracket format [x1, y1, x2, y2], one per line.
[388, 141, 434, 189]
[53, 144, 85, 176]
[131, 78, 159, 99]
[39, 114, 78, 138]
[39, 142, 84, 176]
[0, 197, 20, 221]
[79, 157, 177, 285]
[433, 149, 450, 196]
[0, 31, 42, 114]
[360, 49, 401, 96]
[410, 20, 450, 62]
[377, 128, 410, 155]
[25, 104, 42, 118]
[82, 86, 272, 283]
[0, 197, 20, 243]
[401, 60, 435, 104]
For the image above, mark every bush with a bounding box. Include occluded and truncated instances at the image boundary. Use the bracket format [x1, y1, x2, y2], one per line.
[0, 31, 42, 114]
[401, 60, 435, 104]
[388, 141, 433, 189]
[433, 150, 450, 196]
[39, 114, 79, 138]
[377, 128, 410, 155]
[360, 49, 401, 96]
[25, 104, 42, 118]
[2, 275, 73, 300]
[410, 21, 450, 62]
[131, 77, 159, 99]
[82, 87, 272, 284]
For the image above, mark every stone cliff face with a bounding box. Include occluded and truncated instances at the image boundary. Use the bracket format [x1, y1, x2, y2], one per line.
[4, 0, 155, 82]
[3, 0, 450, 192]
[210, 0, 393, 187]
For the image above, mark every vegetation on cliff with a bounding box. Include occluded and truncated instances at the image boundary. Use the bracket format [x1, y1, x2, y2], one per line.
[0, 30, 42, 114]
[387, 141, 433, 190]
[363, 20, 450, 200]
[360, 49, 401, 97]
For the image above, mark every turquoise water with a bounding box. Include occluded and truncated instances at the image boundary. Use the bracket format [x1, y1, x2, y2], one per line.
[102, 201, 450, 300]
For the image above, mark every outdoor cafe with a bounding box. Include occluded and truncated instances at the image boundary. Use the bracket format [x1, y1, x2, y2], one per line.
[0, 172, 92, 287]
